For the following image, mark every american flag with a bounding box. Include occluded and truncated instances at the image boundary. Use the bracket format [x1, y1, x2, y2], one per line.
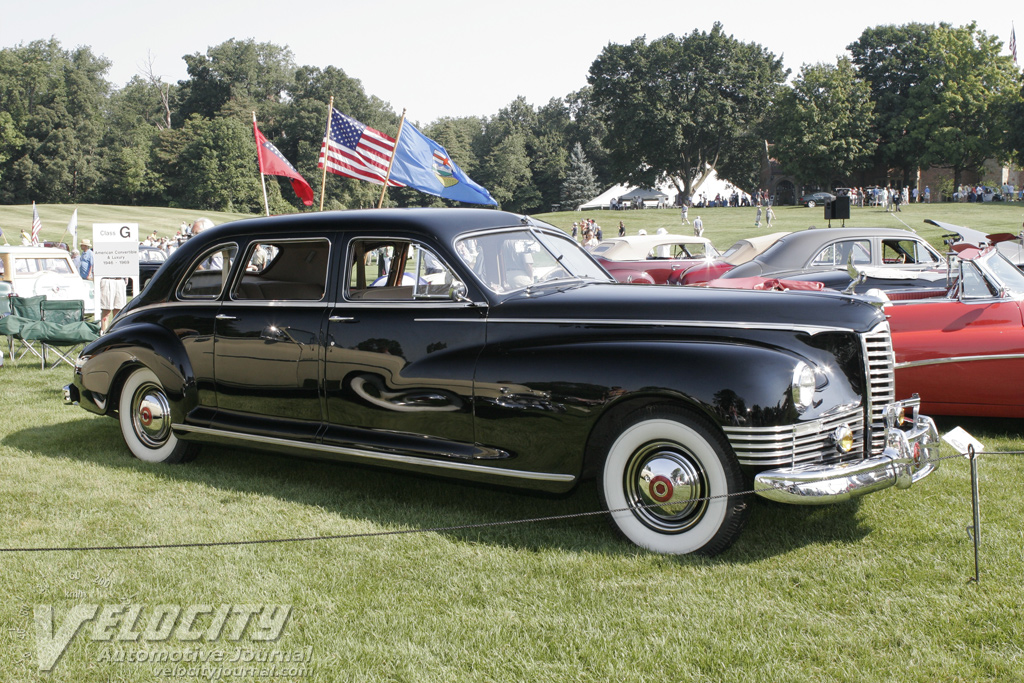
[30, 202, 42, 244]
[318, 109, 403, 186]
[1012, 24, 1018, 64]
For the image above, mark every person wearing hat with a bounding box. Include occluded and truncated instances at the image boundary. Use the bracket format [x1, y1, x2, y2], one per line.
[78, 238, 93, 280]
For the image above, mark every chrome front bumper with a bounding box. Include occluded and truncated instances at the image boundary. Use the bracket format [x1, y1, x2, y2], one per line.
[753, 397, 939, 505]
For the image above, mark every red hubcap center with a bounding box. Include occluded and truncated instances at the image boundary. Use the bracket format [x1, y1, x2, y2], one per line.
[649, 475, 674, 503]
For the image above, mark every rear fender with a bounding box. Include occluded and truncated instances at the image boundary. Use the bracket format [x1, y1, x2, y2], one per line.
[79, 322, 196, 420]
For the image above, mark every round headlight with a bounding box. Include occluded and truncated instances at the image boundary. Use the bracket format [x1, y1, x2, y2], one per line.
[791, 362, 816, 413]
[833, 424, 854, 453]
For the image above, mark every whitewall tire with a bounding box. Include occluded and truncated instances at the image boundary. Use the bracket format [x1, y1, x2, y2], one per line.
[599, 407, 748, 555]
[118, 367, 197, 464]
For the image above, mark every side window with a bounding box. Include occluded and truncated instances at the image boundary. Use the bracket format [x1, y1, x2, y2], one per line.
[346, 238, 456, 301]
[179, 244, 238, 299]
[960, 262, 997, 299]
[231, 239, 329, 301]
[812, 240, 870, 266]
[811, 245, 837, 267]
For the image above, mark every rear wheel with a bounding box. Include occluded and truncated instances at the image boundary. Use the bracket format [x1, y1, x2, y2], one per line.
[599, 406, 748, 555]
[118, 367, 198, 464]
[806, 200, 817, 208]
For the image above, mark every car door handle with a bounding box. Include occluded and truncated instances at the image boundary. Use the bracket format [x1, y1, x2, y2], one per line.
[216, 314, 236, 320]
[329, 316, 356, 323]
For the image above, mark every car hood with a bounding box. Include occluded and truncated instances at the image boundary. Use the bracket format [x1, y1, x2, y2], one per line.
[490, 281, 884, 334]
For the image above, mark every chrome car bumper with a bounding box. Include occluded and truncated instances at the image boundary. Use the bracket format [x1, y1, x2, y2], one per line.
[753, 398, 939, 505]
[63, 383, 79, 405]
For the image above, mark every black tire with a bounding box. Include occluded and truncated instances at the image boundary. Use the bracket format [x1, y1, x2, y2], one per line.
[118, 367, 198, 464]
[806, 200, 817, 208]
[598, 406, 748, 555]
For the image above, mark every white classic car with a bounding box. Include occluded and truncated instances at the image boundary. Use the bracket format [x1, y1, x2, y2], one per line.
[0, 246, 94, 305]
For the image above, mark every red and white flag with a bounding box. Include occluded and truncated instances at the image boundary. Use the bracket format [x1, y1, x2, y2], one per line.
[253, 122, 315, 206]
[30, 202, 42, 245]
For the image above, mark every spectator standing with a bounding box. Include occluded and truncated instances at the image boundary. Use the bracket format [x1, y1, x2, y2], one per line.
[693, 216, 704, 237]
[755, 205, 762, 228]
[78, 239, 94, 280]
[766, 204, 775, 227]
[100, 276, 126, 332]
[618, 221, 625, 237]
[680, 204, 689, 225]
[924, 186, 931, 203]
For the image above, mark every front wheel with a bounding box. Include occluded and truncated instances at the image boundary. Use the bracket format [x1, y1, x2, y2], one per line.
[806, 200, 817, 208]
[599, 407, 748, 555]
[118, 367, 198, 464]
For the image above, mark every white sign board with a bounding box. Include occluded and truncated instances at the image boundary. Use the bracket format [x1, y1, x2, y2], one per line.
[92, 223, 140, 316]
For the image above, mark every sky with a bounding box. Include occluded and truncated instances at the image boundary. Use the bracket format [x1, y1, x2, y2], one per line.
[1, 0, 1018, 126]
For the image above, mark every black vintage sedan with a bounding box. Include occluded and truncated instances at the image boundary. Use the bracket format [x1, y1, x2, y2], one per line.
[65, 209, 939, 556]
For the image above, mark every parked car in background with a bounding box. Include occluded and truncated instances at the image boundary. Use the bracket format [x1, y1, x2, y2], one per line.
[0, 246, 93, 305]
[590, 233, 719, 284]
[800, 192, 836, 208]
[65, 209, 938, 556]
[721, 227, 948, 291]
[670, 232, 789, 286]
[126, 245, 168, 296]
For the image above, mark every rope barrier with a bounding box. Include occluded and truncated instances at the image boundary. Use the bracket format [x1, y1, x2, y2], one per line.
[0, 451, 978, 554]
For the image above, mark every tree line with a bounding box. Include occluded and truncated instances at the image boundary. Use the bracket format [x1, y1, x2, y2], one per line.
[0, 22, 1020, 215]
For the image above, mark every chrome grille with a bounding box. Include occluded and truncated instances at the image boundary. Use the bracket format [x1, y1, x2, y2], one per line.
[862, 322, 896, 455]
[724, 407, 866, 468]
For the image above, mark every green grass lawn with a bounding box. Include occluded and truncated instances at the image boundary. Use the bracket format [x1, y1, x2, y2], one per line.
[1, 360, 1023, 681]
[2, 200, 1024, 680]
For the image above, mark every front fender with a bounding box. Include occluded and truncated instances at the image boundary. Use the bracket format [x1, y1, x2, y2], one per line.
[77, 322, 197, 420]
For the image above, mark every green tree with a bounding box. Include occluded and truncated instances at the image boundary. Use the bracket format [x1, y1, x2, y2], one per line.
[0, 39, 110, 203]
[480, 129, 533, 210]
[173, 114, 264, 213]
[915, 23, 1017, 189]
[587, 23, 787, 202]
[560, 142, 599, 210]
[770, 58, 877, 188]
[848, 23, 938, 185]
[177, 39, 296, 122]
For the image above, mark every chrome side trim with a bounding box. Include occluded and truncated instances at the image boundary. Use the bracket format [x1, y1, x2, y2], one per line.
[897, 353, 1024, 370]
[173, 424, 576, 483]
[429, 317, 852, 336]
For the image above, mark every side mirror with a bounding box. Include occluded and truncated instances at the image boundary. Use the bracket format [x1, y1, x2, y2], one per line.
[449, 281, 471, 303]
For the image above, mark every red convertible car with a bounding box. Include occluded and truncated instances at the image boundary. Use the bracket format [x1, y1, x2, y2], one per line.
[591, 234, 719, 284]
[886, 246, 1024, 418]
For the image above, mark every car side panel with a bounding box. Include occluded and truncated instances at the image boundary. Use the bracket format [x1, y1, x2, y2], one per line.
[891, 299, 1024, 416]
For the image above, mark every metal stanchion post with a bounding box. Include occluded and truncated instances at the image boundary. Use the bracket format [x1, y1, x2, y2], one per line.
[968, 445, 981, 583]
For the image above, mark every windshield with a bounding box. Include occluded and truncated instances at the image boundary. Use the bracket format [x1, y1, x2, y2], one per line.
[975, 250, 1024, 297]
[455, 228, 611, 294]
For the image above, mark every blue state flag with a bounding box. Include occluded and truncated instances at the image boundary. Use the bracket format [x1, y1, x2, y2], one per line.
[389, 123, 496, 206]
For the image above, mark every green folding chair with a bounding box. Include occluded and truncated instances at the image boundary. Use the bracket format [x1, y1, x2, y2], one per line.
[3, 295, 46, 364]
[36, 299, 99, 369]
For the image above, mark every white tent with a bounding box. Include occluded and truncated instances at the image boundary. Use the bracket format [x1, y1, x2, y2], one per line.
[578, 171, 746, 210]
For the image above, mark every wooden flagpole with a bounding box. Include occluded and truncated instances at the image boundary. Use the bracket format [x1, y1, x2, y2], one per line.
[377, 109, 407, 209]
[253, 112, 271, 217]
[319, 97, 334, 211]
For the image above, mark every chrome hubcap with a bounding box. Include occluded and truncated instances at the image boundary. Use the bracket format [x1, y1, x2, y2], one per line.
[132, 382, 171, 448]
[624, 441, 708, 533]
